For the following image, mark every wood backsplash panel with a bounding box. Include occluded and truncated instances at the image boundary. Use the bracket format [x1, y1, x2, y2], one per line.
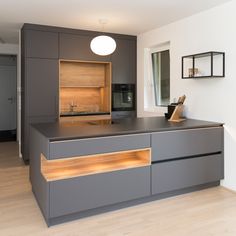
[60, 61, 105, 87]
[60, 87, 103, 113]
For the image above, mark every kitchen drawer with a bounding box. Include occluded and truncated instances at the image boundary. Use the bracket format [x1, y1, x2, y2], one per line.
[151, 127, 223, 161]
[151, 154, 223, 195]
[49, 166, 150, 218]
[50, 133, 150, 159]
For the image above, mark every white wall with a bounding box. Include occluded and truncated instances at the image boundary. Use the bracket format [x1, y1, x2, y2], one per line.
[137, 0, 236, 190]
[0, 43, 21, 147]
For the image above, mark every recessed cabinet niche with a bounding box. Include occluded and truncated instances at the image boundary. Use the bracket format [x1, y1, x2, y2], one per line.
[41, 148, 151, 181]
[59, 60, 111, 114]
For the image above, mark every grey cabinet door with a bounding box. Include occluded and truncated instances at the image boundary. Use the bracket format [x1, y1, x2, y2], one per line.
[151, 154, 223, 195]
[151, 127, 223, 161]
[25, 30, 59, 58]
[49, 167, 150, 218]
[59, 33, 111, 61]
[50, 133, 150, 159]
[26, 58, 59, 117]
[111, 39, 136, 84]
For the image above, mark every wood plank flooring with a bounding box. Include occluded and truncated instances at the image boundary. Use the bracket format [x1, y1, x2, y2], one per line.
[1, 141, 236, 236]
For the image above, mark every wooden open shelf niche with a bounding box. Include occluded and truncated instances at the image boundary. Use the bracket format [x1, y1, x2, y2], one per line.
[59, 60, 111, 115]
[41, 148, 151, 181]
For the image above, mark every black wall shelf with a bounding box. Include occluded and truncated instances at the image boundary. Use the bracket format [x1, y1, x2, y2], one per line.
[182, 51, 225, 79]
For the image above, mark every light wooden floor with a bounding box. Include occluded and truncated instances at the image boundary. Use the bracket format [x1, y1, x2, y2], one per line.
[1, 142, 236, 236]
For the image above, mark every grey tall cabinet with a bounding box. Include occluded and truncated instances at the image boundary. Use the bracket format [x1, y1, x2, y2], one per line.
[21, 24, 137, 162]
[21, 28, 59, 163]
[111, 38, 136, 84]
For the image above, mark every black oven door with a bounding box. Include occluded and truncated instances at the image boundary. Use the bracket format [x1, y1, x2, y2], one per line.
[112, 84, 135, 111]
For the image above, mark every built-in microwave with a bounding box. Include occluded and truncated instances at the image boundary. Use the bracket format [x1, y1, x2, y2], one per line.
[112, 84, 135, 111]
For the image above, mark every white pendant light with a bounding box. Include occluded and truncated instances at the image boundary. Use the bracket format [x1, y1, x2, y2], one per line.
[90, 19, 116, 56]
[90, 35, 116, 56]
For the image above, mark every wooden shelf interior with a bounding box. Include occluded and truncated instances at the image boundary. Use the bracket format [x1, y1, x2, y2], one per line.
[60, 61, 107, 87]
[59, 60, 111, 115]
[41, 148, 151, 181]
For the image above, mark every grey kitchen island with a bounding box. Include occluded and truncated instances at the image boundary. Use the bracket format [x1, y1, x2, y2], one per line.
[29, 117, 224, 226]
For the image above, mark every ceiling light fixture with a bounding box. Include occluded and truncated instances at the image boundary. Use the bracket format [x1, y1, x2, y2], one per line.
[90, 19, 116, 56]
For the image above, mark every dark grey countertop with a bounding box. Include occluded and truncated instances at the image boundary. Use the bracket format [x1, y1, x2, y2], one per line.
[32, 117, 223, 142]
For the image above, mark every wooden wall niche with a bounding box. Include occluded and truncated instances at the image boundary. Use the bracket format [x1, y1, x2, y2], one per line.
[60, 87, 102, 113]
[41, 148, 151, 181]
[59, 60, 111, 114]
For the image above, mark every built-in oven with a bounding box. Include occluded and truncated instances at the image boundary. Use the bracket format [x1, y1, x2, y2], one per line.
[112, 84, 135, 111]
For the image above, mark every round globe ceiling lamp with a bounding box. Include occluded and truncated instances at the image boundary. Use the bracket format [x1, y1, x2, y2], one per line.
[90, 19, 116, 56]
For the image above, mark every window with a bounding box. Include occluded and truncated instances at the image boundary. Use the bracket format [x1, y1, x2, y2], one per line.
[151, 49, 170, 106]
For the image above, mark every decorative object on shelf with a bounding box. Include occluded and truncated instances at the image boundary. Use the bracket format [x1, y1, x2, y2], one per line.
[90, 19, 116, 56]
[188, 68, 199, 77]
[182, 51, 225, 79]
[166, 95, 186, 122]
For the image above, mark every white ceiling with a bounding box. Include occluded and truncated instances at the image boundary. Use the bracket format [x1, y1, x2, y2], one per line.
[0, 0, 232, 44]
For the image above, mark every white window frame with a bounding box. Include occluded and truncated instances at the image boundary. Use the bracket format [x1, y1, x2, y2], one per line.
[144, 42, 170, 114]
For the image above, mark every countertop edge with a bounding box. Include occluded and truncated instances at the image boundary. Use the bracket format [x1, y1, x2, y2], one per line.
[47, 123, 224, 142]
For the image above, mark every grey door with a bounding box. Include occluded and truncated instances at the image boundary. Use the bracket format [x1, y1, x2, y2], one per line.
[0, 57, 17, 131]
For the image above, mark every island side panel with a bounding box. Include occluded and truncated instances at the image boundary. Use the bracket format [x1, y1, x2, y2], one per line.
[221, 127, 225, 179]
[29, 126, 50, 223]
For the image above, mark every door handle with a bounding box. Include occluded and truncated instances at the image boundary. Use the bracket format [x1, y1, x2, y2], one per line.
[7, 97, 13, 103]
